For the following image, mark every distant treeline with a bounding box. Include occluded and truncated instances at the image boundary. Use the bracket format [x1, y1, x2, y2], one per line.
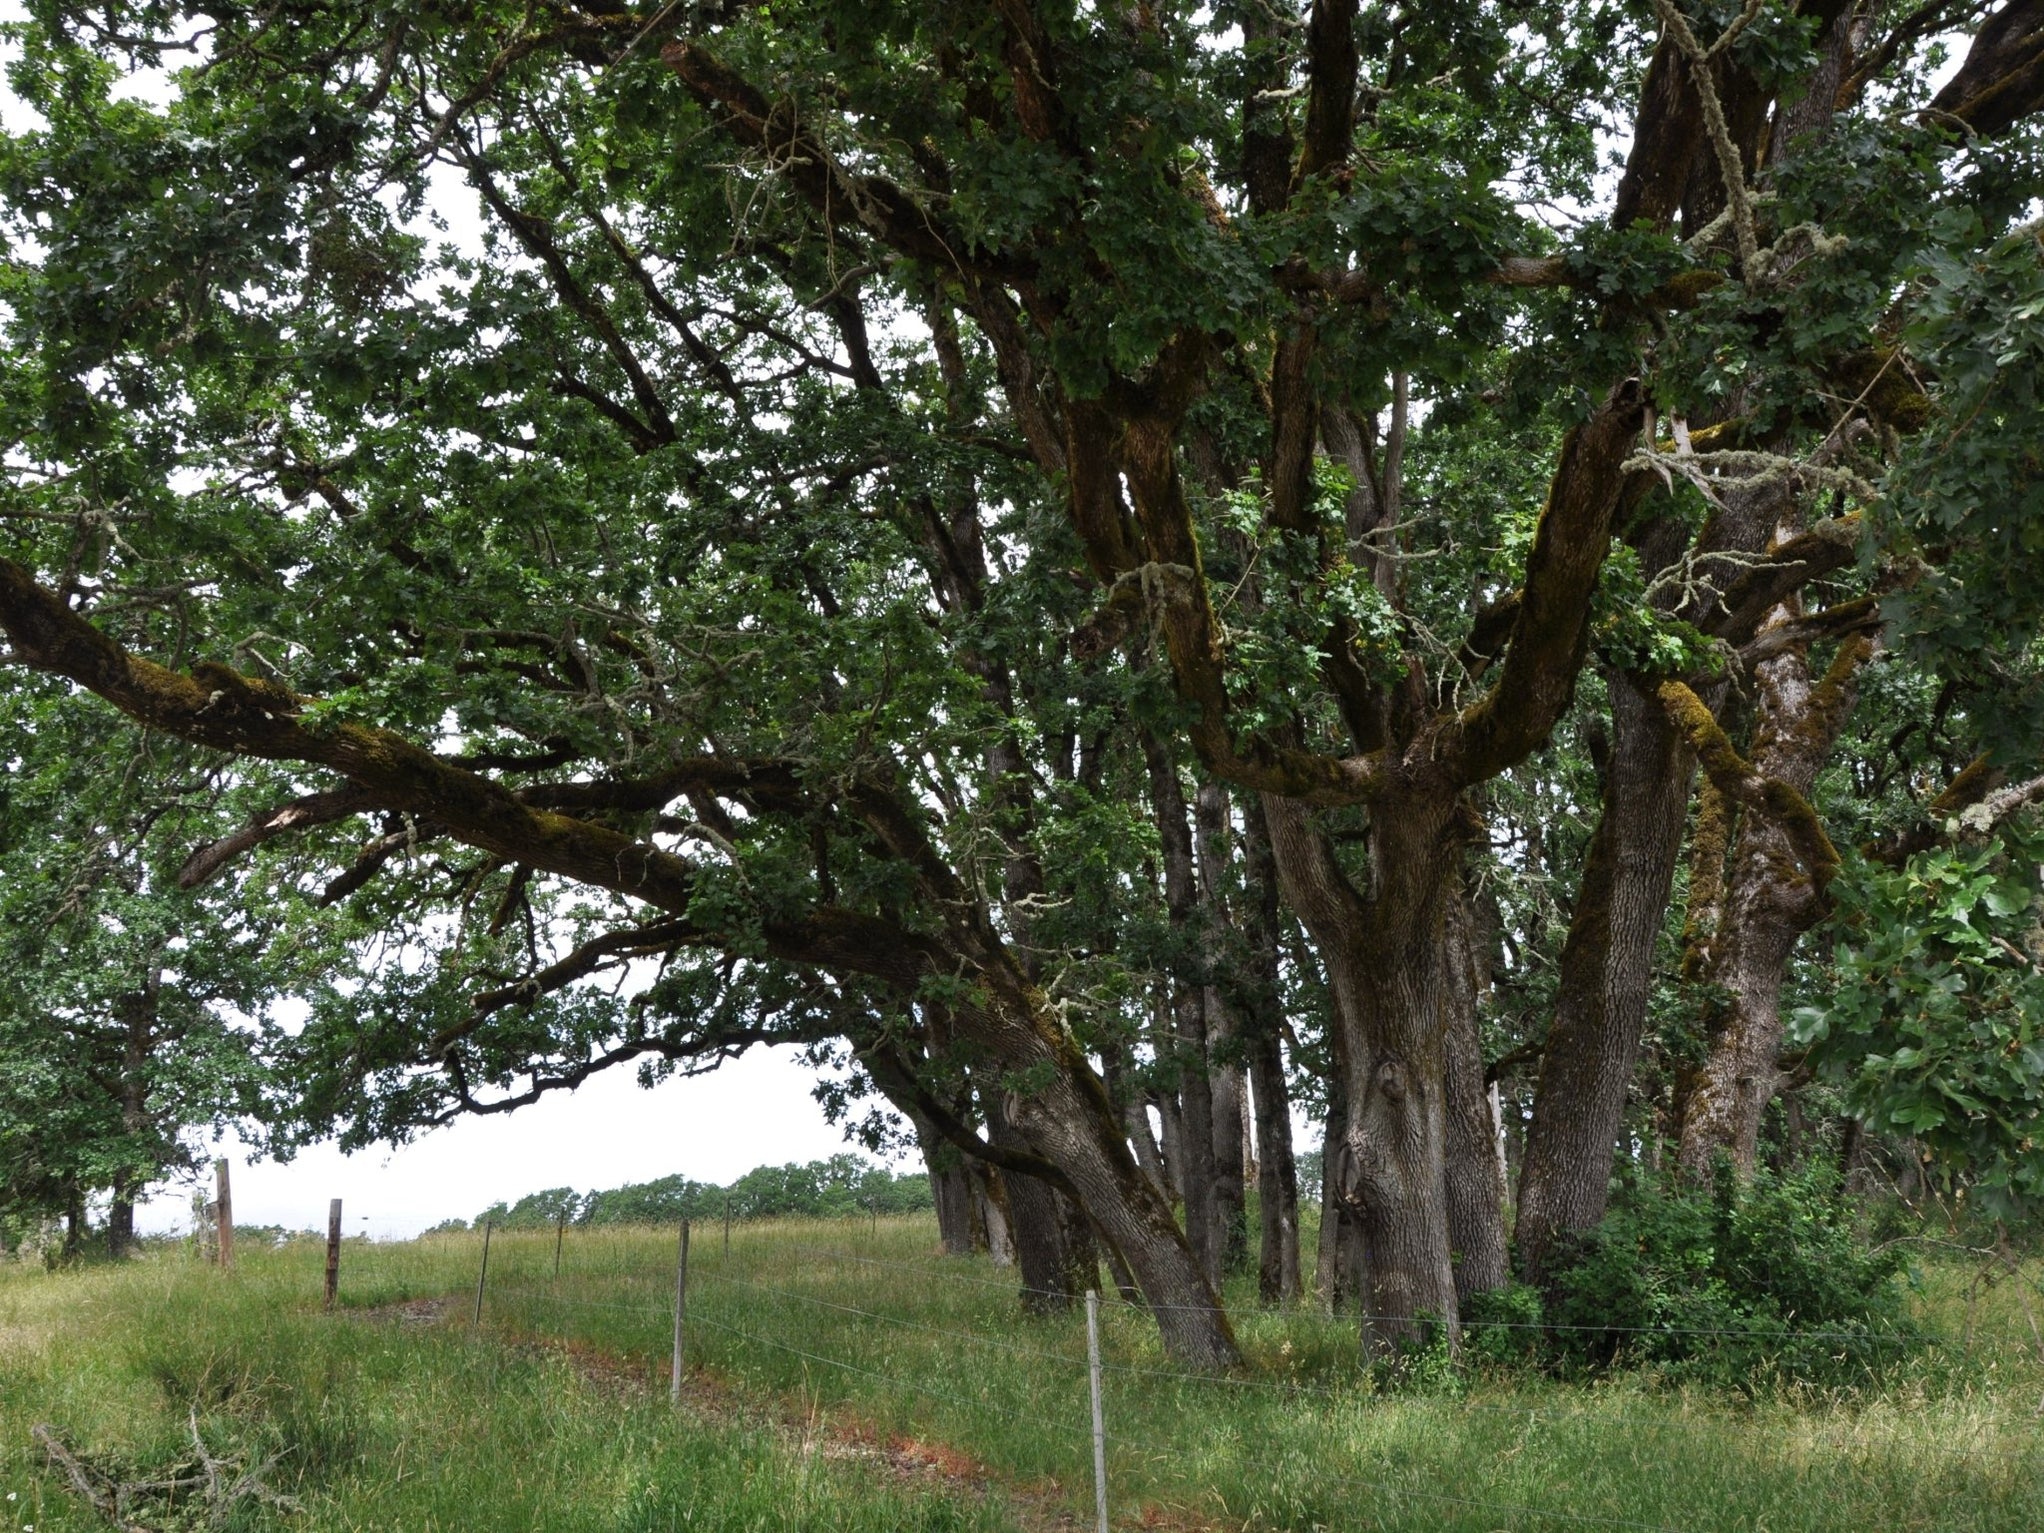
[441, 1154, 934, 1232]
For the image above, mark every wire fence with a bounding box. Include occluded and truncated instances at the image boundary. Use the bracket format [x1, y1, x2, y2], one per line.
[380, 1214, 2044, 1532]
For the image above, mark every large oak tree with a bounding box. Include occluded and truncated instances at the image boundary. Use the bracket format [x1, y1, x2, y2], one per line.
[3, 1, 2043, 1362]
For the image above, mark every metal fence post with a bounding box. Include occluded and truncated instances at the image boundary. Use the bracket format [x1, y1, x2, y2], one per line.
[472, 1218, 494, 1329]
[1087, 1288, 1108, 1533]
[671, 1218, 691, 1405]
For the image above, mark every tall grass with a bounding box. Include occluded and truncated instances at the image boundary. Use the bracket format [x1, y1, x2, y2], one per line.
[481, 1216, 2044, 1532]
[0, 1240, 1008, 1532]
[5, 1217, 2041, 1531]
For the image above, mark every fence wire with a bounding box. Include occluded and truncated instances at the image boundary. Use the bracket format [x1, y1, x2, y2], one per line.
[458, 1223, 2044, 1533]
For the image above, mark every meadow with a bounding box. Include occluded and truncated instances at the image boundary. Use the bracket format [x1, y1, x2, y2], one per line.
[3, 1214, 2040, 1531]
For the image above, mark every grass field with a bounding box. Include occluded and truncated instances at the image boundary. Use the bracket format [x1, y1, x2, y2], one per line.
[4, 1215, 2041, 1531]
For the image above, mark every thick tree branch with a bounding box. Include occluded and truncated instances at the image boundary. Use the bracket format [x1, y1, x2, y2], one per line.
[1706, 513, 1861, 642]
[1932, 0, 2044, 135]
[1295, 0, 1359, 187]
[1656, 678, 1841, 893]
[1441, 380, 1648, 786]
[177, 786, 379, 888]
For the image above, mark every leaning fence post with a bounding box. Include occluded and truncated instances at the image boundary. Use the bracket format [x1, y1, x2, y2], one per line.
[472, 1218, 494, 1329]
[324, 1199, 343, 1311]
[671, 1218, 691, 1405]
[1087, 1288, 1108, 1533]
[554, 1215, 566, 1281]
[214, 1158, 234, 1270]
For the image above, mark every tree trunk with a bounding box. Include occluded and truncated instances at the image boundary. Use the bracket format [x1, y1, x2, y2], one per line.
[1240, 798, 1303, 1303]
[922, 1134, 978, 1256]
[107, 1176, 136, 1260]
[1676, 629, 1872, 1185]
[107, 978, 157, 1262]
[986, 1091, 1082, 1309]
[1514, 672, 1695, 1277]
[976, 1167, 1015, 1267]
[1264, 793, 1465, 1354]
[1103, 1042, 1172, 1204]
[1208, 1058, 1249, 1273]
[62, 1185, 87, 1265]
[1146, 736, 1219, 1282]
[1195, 781, 1250, 1274]
[864, 985, 1239, 1365]
[1442, 877, 1508, 1302]
[996, 1052, 1241, 1365]
[1316, 1072, 1348, 1310]
[1675, 630, 1871, 1176]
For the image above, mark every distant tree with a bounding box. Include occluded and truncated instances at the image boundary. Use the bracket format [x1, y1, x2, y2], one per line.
[498, 1186, 587, 1228]
[0, 685, 270, 1257]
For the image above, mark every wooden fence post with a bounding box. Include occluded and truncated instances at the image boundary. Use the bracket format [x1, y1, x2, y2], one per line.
[472, 1218, 494, 1329]
[1087, 1289, 1108, 1533]
[214, 1158, 234, 1271]
[671, 1219, 691, 1405]
[554, 1216, 566, 1281]
[324, 1199, 342, 1311]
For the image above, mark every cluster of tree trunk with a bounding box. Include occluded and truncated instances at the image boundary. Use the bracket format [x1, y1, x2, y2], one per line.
[6, 0, 2044, 1373]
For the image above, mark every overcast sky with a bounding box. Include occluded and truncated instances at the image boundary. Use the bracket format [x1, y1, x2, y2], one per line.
[137, 1048, 870, 1239]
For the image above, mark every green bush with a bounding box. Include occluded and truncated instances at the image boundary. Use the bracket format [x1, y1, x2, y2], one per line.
[1505, 1161, 1915, 1385]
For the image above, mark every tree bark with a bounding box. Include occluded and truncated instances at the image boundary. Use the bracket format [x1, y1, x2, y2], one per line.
[107, 1177, 136, 1260]
[1676, 630, 1871, 1175]
[1195, 780, 1249, 1275]
[62, 1185, 86, 1265]
[1103, 1042, 1172, 1204]
[1146, 735, 1219, 1283]
[976, 1166, 1015, 1267]
[1265, 793, 1466, 1353]
[1316, 1118, 1368, 1314]
[1442, 875, 1508, 1302]
[921, 1130, 978, 1256]
[1243, 795, 1302, 1303]
[107, 976, 158, 1261]
[1515, 673, 1695, 1278]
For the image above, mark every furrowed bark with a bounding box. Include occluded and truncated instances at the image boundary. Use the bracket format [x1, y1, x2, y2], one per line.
[1264, 793, 1465, 1353]
[1442, 873, 1508, 1303]
[1240, 798, 1303, 1303]
[1675, 630, 1873, 1175]
[1515, 673, 1696, 1279]
[1196, 780, 1251, 1275]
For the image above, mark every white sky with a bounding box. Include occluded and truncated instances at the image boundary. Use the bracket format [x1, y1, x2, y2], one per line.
[137, 1048, 868, 1239]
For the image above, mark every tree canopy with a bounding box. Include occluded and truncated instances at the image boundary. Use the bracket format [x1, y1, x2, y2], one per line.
[2, 0, 2042, 1361]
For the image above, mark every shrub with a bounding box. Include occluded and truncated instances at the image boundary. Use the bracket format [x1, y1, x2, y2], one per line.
[1515, 1160, 1914, 1386]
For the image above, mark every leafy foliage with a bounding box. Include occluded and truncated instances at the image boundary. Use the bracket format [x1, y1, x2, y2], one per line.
[1482, 1163, 1912, 1385]
[1794, 823, 2044, 1214]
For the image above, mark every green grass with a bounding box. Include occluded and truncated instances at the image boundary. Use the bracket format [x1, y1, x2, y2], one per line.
[0, 1238, 1011, 1532]
[6, 1217, 2042, 1531]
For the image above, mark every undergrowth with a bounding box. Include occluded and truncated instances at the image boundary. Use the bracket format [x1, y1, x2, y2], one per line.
[3, 1208, 2040, 1532]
